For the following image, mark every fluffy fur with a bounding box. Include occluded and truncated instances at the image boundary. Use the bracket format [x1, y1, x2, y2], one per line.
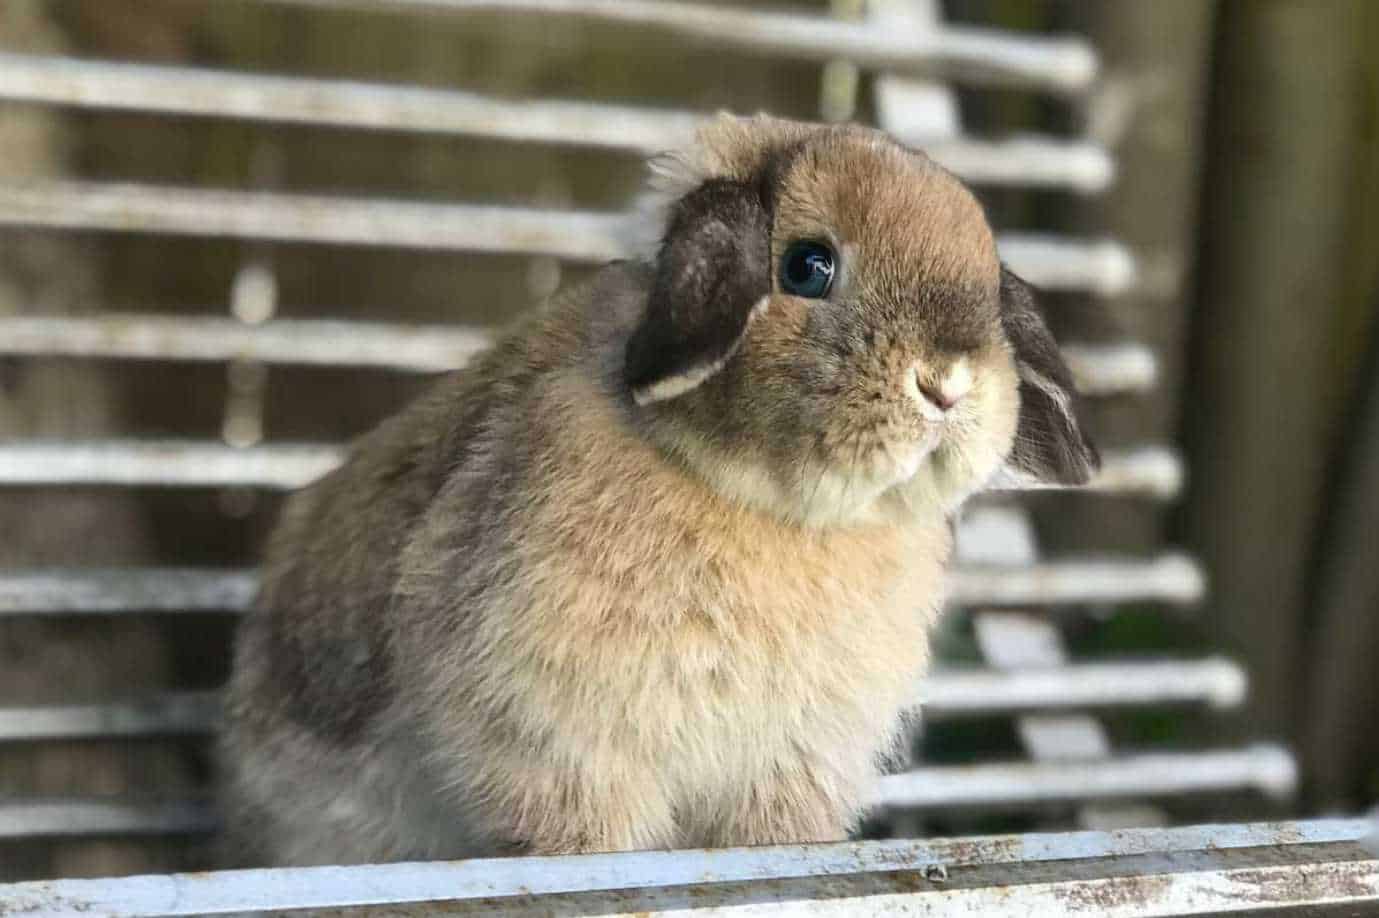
[221, 114, 1095, 865]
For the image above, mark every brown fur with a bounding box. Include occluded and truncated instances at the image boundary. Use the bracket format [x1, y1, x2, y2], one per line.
[221, 115, 1092, 865]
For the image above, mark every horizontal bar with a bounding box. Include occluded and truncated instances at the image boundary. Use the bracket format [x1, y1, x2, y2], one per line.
[947, 552, 1206, 606]
[0, 441, 344, 489]
[0, 693, 220, 743]
[0, 314, 489, 372]
[0, 180, 627, 261]
[0, 54, 1113, 190]
[253, 0, 1097, 94]
[0, 659, 1246, 743]
[927, 657, 1249, 716]
[1016, 445, 1183, 500]
[997, 234, 1135, 297]
[1058, 342, 1157, 396]
[874, 744, 1298, 809]
[0, 798, 218, 840]
[0, 53, 696, 157]
[0, 440, 1178, 498]
[0, 180, 1134, 292]
[0, 569, 259, 615]
[3, 820, 1364, 915]
[0, 316, 1156, 393]
[0, 554, 1205, 615]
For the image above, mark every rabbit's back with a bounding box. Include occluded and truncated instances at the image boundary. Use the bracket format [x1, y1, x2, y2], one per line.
[220, 269, 624, 864]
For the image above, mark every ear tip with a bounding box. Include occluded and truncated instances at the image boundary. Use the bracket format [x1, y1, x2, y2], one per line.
[1064, 440, 1101, 486]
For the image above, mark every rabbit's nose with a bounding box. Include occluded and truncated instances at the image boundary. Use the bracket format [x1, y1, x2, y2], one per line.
[913, 358, 972, 414]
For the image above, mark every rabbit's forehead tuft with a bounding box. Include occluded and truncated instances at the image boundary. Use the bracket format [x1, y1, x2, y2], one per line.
[770, 133, 1000, 297]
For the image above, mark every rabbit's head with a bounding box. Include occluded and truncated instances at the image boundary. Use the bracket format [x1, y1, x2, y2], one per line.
[626, 114, 1097, 525]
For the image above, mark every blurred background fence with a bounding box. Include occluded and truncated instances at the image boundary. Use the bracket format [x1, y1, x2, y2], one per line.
[0, 0, 1374, 885]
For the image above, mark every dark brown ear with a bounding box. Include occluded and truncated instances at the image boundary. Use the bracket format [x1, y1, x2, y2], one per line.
[625, 178, 771, 405]
[999, 266, 1099, 484]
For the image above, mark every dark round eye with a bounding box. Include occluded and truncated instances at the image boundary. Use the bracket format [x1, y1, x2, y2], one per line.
[779, 240, 836, 299]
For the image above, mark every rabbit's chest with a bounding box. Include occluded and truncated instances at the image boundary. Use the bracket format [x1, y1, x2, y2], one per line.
[517, 477, 946, 765]
[498, 388, 950, 780]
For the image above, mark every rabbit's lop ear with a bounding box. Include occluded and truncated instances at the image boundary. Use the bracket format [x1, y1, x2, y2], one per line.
[625, 178, 771, 406]
[999, 267, 1099, 485]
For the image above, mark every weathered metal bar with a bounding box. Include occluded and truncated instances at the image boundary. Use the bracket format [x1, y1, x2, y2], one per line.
[0, 180, 628, 261]
[0, 555, 1206, 616]
[0, 820, 1366, 915]
[248, 0, 1098, 94]
[0, 441, 345, 489]
[0, 314, 483, 371]
[1059, 342, 1158, 396]
[947, 552, 1206, 606]
[0, 440, 1177, 497]
[0, 569, 259, 615]
[0, 661, 1245, 743]
[0, 316, 1155, 393]
[997, 234, 1136, 296]
[0, 180, 1134, 291]
[0, 798, 218, 840]
[1012, 445, 1182, 499]
[0, 693, 220, 743]
[0, 314, 491, 372]
[875, 744, 1298, 809]
[0, 54, 1113, 190]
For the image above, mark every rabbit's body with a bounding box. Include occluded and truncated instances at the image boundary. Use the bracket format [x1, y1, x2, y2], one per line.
[223, 117, 1096, 865]
[224, 264, 944, 863]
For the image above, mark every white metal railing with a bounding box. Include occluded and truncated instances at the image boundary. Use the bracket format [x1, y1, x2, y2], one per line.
[245, 0, 1099, 93]
[874, 746, 1297, 809]
[0, 314, 1154, 392]
[0, 554, 1206, 616]
[0, 53, 1113, 190]
[0, 744, 1295, 840]
[0, 440, 1182, 497]
[0, 658, 1245, 744]
[0, 180, 1136, 293]
[0, 0, 1321, 899]
[0, 799, 218, 841]
[1, 820, 1372, 915]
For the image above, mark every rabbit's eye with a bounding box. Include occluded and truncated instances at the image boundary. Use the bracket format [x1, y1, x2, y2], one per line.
[780, 240, 836, 299]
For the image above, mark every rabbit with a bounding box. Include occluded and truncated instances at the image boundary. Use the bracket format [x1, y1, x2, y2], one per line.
[220, 113, 1097, 867]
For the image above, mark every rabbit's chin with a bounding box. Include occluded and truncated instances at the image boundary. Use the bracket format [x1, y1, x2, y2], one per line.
[778, 433, 942, 527]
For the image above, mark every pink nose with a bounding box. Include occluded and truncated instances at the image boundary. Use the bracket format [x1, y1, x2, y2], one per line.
[918, 378, 961, 412]
[910, 358, 976, 413]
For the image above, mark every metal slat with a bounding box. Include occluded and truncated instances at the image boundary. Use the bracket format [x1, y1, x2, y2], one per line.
[0, 314, 489, 372]
[948, 553, 1205, 606]
[0, 180, 627, 261]
[874, 745, 1298, 810]
[0, 440, 1179, 497]
[0, 441, 344, 489]
[0, 556, 1204, 616]
[1059, 342, 1157, 396]
[0, 569, 259, 615]
[0, 798, 218, 840]
[0, 181, 1134, 292]
[0, 54, 1112, 190]
[5, 820, 1367, 916]
[0, 693, 220, 742]
[0, 748, 1297, 837]
[0, 661, 1245, 743]
[0, 316, 1156, 394]
[251, 0, 1097, 94]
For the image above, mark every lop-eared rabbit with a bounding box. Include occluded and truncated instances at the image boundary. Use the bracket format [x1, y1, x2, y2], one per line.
[222, 114, 1096, 865]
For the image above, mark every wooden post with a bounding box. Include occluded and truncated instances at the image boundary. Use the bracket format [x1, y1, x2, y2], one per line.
[1184, 0, 1370, 747]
